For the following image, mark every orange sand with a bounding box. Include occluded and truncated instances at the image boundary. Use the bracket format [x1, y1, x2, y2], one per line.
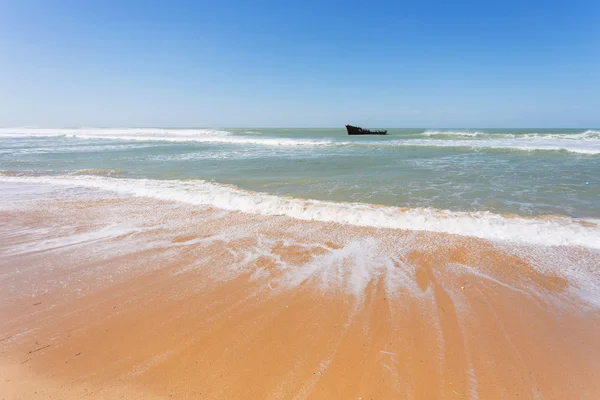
[1, 195, 599, 399]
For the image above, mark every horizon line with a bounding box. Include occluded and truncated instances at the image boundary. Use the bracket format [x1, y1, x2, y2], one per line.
[1, 126, 598, 130]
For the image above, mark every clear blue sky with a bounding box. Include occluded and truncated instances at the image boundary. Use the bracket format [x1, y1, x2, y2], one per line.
[1, 0, 598, 128]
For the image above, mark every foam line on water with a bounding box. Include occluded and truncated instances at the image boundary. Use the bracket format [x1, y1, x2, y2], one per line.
[1, 175, 598, 249]
[422, 130, 501, 138]
[404, 139, 600, 154]
[0, 127, 233, 138]
[422, 130, 600, 140]
[0, 128, 338, 147]
[2, 128, 598, 154]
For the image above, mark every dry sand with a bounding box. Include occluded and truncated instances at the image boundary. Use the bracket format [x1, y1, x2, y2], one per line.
[1, 190, 599, 399]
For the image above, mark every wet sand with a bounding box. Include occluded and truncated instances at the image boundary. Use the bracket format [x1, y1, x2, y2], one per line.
[1, 186, 599, 399]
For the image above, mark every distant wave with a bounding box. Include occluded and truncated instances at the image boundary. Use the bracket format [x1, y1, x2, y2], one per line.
[523, 130, 600, 140]
[0, 128, 338, 147]
[1, 128, 598, 154]
[0, 169, 123, 177]
[5, 143, 159, 156]
[0, 127, 233, 138]
[403, 139, 600, 154]
[1, 174, 598, 249]
[422, 129, 600, 141]
[151, 136, 338, 146]
[180, 137, 599, 155]
[72, 169, 124, 176]
[421, 130, 508, 138]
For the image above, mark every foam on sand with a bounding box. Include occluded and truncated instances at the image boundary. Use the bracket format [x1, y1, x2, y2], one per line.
[1, 175, 598, 249]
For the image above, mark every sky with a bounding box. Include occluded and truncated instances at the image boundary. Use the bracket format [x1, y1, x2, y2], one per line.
[0, 0, 599, 128]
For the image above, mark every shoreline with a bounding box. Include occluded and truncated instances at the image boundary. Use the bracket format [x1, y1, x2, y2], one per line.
[2, 175, 599, 249]
[1, 183, 600, 398]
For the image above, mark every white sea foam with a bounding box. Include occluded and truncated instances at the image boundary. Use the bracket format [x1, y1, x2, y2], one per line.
[523, 130, 600, 140]
[404, 138, 600, 154]
[422, 129, 600, 140]
[1, 175, 598, 249]
[2, 127, 598, 154]
[0, 127, 233, 139]
[8, 143, 159, 155]
[422, 130, 501, 138]
[6, 225, 145, 256]
[0, 127, 340, 147]
[143, 135, 337, 146]
[418, 130, 600, 153]
[283, 239, 408, 297]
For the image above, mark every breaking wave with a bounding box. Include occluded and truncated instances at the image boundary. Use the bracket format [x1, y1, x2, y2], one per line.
[0, 127, 233, 139]
[1, 128, 598, 154]
[422, 129, 600, 141]
[421, 130, 506, 138]
[0, 128, 338, 147]
[523, 130, 600, 140]
[404, 139, 600, 154]
[1, 174, 598, 249]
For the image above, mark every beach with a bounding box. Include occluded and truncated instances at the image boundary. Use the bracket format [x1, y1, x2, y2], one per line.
[1, 179, 600, 399]
[1, 128, 599, 398]
[3, 0, 600, 394]
[4, 0, 600, 394]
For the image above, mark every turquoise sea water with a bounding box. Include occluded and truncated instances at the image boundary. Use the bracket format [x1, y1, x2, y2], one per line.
[1, 127, 599, 219]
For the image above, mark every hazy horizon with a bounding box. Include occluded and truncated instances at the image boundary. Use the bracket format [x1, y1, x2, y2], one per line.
[2, 126, 599, 130]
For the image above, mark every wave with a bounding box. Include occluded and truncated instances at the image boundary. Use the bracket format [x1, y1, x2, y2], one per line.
[6, 143, 160, 156]
[2, 128, 598, 154]
[1, 174, 598, 249]
[421, 130, 507, 138]
[0, 127, 233, 139]
[144, 136, 337, 146]
[405, 139, 600, 154]
[341, 138, 599, 155]
[0, 128, 339, 147]
[422, 129, 600, 141]
[523, 130, 600, 140]
[72, 169, 124, 176]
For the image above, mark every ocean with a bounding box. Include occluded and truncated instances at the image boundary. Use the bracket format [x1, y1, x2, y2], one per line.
[1, 127, 599, 247]
[2, 127, 600, 398]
